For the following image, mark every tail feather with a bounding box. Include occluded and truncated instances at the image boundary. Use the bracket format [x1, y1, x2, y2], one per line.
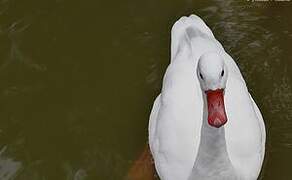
[170, 15, 214, 61]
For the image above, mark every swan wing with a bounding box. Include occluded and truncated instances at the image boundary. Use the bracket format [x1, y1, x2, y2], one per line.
[223, 74, 265, 179]
[149, 94, 161, 151]
[149, 16, 209, 180]
[249, 94, 266, 162]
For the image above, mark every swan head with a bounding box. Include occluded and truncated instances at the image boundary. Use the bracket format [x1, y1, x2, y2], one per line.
[197, 52, 228, 128]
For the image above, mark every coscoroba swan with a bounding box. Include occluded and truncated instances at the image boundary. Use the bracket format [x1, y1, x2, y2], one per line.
[148, 15, 266, 180]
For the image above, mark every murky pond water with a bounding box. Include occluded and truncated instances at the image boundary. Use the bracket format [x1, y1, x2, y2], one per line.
[0, 0, 291, 179]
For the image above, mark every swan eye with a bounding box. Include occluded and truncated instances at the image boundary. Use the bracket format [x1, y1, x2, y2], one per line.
[199, 73, 204, 80]
[221, 70, 224, 77]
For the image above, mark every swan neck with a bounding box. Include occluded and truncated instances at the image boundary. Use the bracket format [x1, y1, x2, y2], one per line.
[189, 94, 236, 179]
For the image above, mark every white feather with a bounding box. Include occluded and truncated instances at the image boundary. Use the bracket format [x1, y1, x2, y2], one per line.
[148, 15, 266, 180]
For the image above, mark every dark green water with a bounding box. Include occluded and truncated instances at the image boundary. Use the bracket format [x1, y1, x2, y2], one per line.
[0, 0, 291, 179]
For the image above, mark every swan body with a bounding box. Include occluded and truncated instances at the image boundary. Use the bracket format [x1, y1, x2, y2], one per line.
[148, 15, 265, 180]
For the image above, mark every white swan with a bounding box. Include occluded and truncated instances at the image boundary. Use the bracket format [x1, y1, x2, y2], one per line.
[148, 15, 266, 180]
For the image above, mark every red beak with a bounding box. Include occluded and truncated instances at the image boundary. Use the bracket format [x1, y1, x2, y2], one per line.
[205, 89, 227, 128]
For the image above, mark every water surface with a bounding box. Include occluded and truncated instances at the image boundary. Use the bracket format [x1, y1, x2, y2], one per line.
[0, 0, 291, 179]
